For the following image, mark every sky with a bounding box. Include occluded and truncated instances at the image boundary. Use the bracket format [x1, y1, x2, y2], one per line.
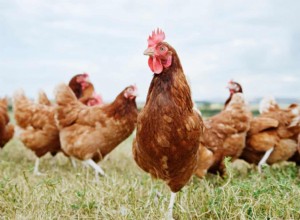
[0, 0, 299, 102]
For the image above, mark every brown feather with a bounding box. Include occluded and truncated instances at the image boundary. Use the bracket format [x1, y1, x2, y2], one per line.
[38, 90, 52, 106]
[199, 93, 252, 175]
[0, 98, 14, 148]
[68, 74, 95, 104]
[13, 91, 60, 157]
[55, 84, 138, 162]
[241, 102, 300, 165]
[133, 43, 203, 192]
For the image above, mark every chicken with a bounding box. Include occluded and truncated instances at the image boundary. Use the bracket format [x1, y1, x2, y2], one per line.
[69, 73, 104, 106]
[195, 88, 252, 177]
[224, 80, 243, 108]
[0, 98, 14, 148]
[68, 73, 93, 101]
[132, 29, 203, 219]
[55, 84, 138, 177]
[13, 74, 100, 175]
[240, 97, 300, 172]
[13, 90, 61, 175]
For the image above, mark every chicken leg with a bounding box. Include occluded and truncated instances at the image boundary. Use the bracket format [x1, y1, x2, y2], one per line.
[166, 192, 177, 220]
[258, 147, 274, 173]
[69, 157, 77, 168]
[33, 158, 45, 176]
[84, 159, 105, 178]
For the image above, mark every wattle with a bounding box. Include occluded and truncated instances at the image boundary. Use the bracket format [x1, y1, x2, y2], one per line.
[148, 57, 163, 74]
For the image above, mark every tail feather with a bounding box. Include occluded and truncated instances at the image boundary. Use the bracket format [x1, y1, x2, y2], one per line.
[38, 90, 51, 106]
[259, 96, 279, 114]
[13, 90, 35, 128]
[54, 84, 81, 128]
[288, 105, 300, 128]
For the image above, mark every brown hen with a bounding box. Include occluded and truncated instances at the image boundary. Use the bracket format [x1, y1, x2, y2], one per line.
[69, 73, 103, 106]
[55, 84, 138, 177]
[196, 91, 252, 177]
[13, 90, 60, 175]
[240, 97, 300, 171]
[132, 29, 204, 219]
[13, 74, 99, 175]
[0, 98, 14, 148]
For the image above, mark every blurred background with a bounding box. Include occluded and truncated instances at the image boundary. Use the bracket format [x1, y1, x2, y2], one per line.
[0, 0, 299, 108]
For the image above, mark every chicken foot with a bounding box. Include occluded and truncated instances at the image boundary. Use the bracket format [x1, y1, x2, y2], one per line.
[33, 158, 45, 176]
[258, 147, 274, 173]
[69, 157, 77, 168]
[83, 159, 105, 179]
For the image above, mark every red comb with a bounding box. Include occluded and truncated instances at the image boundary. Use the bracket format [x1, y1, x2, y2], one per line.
[147, 28, 165, 47]
[82, 72, 89, 78]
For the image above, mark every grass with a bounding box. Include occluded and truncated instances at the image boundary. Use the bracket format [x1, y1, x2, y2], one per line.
[1, 136, 300, 219]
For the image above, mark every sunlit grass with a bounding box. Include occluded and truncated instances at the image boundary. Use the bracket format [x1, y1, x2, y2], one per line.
[1, 136, 300, 219]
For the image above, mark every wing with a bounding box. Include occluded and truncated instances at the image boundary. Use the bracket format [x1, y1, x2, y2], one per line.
[248, 117, 279, 135]
[55, 84, 107, 128]
[13, 90, 56, 129]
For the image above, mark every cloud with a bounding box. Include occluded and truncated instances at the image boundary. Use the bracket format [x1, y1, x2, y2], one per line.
[0, 0, 299, 102]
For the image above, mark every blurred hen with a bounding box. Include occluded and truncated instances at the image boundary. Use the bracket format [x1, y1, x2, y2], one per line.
[0, 98, 14, 149]
[69, 73, 104, 106]
[55, 84, 138, 177]
[241, 97, 300, 171]
[195, 80, 251, 177]
[13, 73, 99, 175]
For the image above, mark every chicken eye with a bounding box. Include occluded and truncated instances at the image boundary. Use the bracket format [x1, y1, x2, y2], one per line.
[160, 47, 165, 51]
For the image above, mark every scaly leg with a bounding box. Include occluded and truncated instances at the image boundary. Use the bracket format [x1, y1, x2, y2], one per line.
[258, 147, 274, 173]
[33, 158, 44, 176]
[95, 170, 99, 182]
[69, 157, 77, 168]
[84, 159, 105, 177]
[166, 192, 176, 220]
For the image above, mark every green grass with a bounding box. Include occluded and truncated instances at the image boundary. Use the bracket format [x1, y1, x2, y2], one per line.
[1, 136, 300, 219]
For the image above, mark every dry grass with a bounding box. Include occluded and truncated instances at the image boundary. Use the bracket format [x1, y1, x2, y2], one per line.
[1, 136, 300, 219]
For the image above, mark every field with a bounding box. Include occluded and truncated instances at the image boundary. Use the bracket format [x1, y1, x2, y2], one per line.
[1, 137, 300, 219]
[1, 108, 300, 219]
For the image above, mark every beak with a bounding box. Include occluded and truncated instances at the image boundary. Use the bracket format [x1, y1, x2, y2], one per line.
[132, 88, 139, 97]
[132, 91, 138, 97]
[85, 77, 91, 83]
[144, 47, 155, 56]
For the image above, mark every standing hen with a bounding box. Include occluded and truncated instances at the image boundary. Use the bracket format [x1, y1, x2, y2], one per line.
[241, 97, 300, 172]
[55, 84, 138, 177]
[13, 74, 99, 175]
[195, 82, 251, 177]
[132, 29, 203, 219]
[0, 98, 14, 149]
[13, 90, 61, 175]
